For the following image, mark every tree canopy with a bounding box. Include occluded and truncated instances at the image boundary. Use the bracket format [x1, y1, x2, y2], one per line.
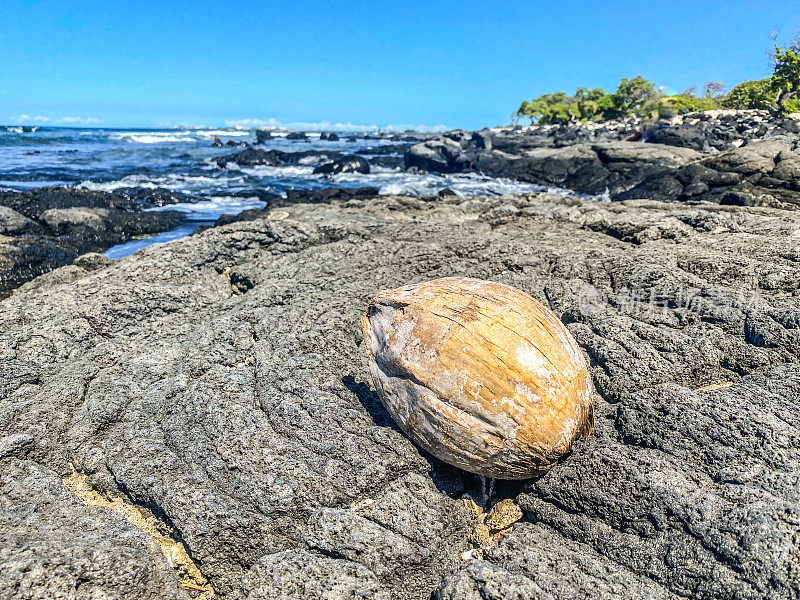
[515, 35, 800, 124]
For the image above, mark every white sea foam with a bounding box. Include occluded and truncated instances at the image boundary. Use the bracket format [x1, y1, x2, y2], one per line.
[79, 173, 247, 193]
[110, 129, 251, 144]
[149, 196, 266, 220]
[327, 168, 556, 198]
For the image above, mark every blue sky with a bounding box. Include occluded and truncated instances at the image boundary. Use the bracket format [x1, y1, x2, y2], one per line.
[1, 1, 797, 130]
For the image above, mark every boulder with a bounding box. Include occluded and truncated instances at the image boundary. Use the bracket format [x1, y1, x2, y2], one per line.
[0, 206, 42, 236]
[215, 148, 345, 168]
[313, 156, 370, 175]
[405, 139, 470, 173]
[255, 130, 272, 144]
[286, 132, 308, 140]
[368, 156, 404, 169]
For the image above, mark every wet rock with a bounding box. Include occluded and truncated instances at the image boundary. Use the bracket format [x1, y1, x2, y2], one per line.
[327, 133, 340, 141]
[215, 148, 345, 168]
[284, 186, 379, 204]
[0, 187, 139, 219]
[255, 130, 272, 144]
[286, 132, 308, 140]
[0, 187, 181, 296]
[111, 187, 200, 207]
[367, 156, 404, 169]
[313, 155, 370, 175]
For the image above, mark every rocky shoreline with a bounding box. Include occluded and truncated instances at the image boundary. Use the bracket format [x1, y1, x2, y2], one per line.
[407, 110, 800, 208]
[0, 187, 185, 297]
[1, 111, 799, 599]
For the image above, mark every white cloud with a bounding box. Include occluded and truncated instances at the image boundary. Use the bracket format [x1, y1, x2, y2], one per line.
[223, 117, 448, 133]
[12, 114, 101, 125]
[54, 116, 102, 124]
[14, 114, 50, 123]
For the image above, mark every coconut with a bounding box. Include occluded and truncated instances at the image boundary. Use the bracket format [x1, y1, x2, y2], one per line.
[361, 277, 594, 479]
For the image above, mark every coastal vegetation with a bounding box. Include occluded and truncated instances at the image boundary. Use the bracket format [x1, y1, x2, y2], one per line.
[516, 36, 800, 124]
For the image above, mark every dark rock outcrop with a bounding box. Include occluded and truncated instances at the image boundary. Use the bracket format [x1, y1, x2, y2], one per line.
[111, 187, 200, 207]
[255, 130, 272, 144]
[313, 155, 370, 175]
[286, 132, 308, 140]
[284, 186, 380, 204]
[0, 187, 181, 296]
[358, 144, 412, 155]
[215, 148, 345, 168]
[620, 135, 800, 208]
[405, 114, 800, 208]
[368, 156, 404, 169]
[1, 191, 799, 598]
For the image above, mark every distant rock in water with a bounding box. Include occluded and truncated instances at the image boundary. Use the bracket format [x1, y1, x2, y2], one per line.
[225, 140, 248, 147]
[286, 132, 308, 140]
[313, 156, 370, 175]
[359, 144, 412, 155]
[215, 148, 345, 168]
[112, 187, 199, 207]
[211, 135, 224, 147]
[368, 156, 404, 169]
[255, 129, 272, 144]
[284, 186, 379, 203]
[327, 132, 340, 141]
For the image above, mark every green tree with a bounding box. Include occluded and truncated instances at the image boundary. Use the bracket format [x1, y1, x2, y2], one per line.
[610, 76, 662, 118]
[659, 94, 716, 117]
[721, 79, 773, 109]
[574, 87, 614, 121]
[771, 39, 800, 114]
[517, 92, 578, 125]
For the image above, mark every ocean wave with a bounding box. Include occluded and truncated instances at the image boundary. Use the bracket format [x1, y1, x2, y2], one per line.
[78, 172, 248, 194]
[110, 129, 253, 144]
[315, 168, 565, 198]
[148, 196, 266, 220]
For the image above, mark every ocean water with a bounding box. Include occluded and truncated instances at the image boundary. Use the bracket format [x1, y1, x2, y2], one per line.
[0, 126, 561, 258]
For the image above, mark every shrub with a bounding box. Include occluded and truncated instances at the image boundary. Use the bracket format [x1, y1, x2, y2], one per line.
[659, 94, 717, 118]
[721, 79, 773, 110]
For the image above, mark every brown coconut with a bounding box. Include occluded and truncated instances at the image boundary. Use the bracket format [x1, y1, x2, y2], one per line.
[361, 277, 594, 479]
